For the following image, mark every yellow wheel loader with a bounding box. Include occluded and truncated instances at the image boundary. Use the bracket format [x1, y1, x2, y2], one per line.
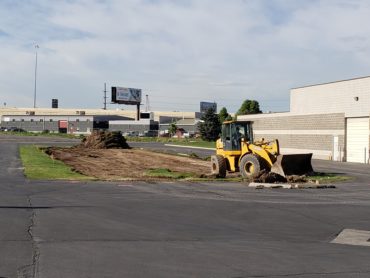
[211, 121, 313, 178]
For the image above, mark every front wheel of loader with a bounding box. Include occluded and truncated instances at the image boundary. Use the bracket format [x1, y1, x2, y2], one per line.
[211, 155, 227, 178]
[240, 154, 264, 178]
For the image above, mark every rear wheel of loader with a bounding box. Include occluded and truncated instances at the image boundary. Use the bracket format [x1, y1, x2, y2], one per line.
[240, 154, 264, 178]
[211, 155, 227, 178]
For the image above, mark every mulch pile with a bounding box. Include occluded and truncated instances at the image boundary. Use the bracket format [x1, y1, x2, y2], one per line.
[79, 131, 130, 149]
[253, 169, 287, 183]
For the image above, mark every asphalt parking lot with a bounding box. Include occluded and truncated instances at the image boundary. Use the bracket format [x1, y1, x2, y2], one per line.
[1, 135, 370, 278]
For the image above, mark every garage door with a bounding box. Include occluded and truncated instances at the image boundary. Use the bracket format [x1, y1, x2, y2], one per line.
[346, 117, 369, 163]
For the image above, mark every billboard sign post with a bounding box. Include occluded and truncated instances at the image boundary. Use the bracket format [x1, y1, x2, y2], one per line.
[111, 87, 142, 104]
[111, 87, 142, 120]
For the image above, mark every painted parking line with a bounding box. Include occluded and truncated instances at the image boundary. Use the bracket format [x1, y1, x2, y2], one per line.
[331, 229, 370, 247]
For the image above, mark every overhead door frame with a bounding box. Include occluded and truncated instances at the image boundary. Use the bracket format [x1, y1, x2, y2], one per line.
[345, 117, 369, 163]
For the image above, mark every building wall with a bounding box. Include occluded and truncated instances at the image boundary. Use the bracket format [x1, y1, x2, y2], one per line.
[291, 76, 370, 117]
[0, 107, 200, 122]
[238, 113, 345, 160]
[109, 120, 158, 135]
[1, 115, 93, 133]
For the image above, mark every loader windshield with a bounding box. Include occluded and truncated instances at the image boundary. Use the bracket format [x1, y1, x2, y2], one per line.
[222, 121, 253, 151]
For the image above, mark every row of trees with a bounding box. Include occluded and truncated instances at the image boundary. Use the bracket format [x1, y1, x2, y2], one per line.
[198, 99, 262, 141]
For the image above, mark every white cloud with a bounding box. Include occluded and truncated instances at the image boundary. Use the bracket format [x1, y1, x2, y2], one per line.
[0, 0, 370, 112]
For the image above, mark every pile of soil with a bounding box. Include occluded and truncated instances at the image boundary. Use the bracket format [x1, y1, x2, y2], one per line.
[252, 169, 308, 184]
[253, 169, 287, 183]
[79, 131, 130, 149]
[43, 131, 211, 180]
[44, 147, 210, 180]
[286, 175, 308, 183]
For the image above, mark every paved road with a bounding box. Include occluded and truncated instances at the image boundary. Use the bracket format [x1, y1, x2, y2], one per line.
[129, 141, 214, 158]
[1, 135, 370, 277]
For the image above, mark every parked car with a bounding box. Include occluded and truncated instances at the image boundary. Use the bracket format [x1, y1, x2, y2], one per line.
[7, 127, 26, 132]
[126, 131, 139, 137]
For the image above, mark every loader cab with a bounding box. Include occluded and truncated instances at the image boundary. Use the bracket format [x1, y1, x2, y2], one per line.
[221, 121, 253, 151]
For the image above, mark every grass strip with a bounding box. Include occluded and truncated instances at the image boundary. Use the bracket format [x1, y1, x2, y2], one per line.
[307, 172, 352, 184]
[19, 145, 93, 180]
[0, 131, 82, 139]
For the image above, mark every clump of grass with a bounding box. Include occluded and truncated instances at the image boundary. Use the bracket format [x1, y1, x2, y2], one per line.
[146, 168, 195, 179]
[19, 145, 93, 180]
[307, 172, 352, 184]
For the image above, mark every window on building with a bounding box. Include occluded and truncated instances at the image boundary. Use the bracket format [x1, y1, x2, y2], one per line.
[21, 119, 24, 122]
[76, 119, 80, 122]
[49, 119, 53, 122]
[12, 119, 15, 122]
[30, 119, 34, 122]
[40, 119, 43, 122]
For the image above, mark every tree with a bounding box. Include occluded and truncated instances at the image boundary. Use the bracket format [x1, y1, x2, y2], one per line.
[236, 99, 262, 115]
[219, 107, 230, 123]
[198, 107, 221, 141]
[168, 122, 177, 136]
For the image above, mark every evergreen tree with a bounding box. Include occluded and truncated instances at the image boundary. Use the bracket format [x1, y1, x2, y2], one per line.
[198, 107, 221, 141]
[236, 99, 262, 115]
[218, 107, 229, 124]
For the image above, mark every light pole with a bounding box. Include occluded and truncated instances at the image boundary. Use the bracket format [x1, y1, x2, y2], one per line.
[33, 44, 39, 108]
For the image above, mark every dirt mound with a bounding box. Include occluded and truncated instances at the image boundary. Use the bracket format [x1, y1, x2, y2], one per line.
[251, 170, 309, 184]
[286, 175, 307, 183]
[43, 147, 210, 180]
[253, 169, 287, 183]
[79, 131, 130, 149]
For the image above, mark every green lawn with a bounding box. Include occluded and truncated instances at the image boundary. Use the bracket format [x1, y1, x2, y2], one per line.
[307, 172, 352, 184]
[19, 145, 93, 180]
[0, 131, 82, 139]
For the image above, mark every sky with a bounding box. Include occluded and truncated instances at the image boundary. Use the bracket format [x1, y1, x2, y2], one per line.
[1, 0, 370, 113]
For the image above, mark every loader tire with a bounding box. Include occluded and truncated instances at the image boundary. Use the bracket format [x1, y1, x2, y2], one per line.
[240, 154, 265, 178]
[211, 155, 227, 178]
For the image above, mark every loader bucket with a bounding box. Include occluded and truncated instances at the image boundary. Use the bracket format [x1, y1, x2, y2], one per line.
[270, 153, 313, 177]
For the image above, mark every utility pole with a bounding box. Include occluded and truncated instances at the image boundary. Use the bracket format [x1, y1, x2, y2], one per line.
[33, 44, 39, 108]
[103, 83, 107, 110]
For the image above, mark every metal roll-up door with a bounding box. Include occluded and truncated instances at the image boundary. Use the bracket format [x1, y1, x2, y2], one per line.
[346, 117, 369, 163]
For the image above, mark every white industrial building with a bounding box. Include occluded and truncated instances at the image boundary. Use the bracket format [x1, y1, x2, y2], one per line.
[239, 76, 370, 164]
[0, 108, 201, 137]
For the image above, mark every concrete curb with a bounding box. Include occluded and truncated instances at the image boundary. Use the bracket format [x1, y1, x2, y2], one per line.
[249, 182, 293, 189]
[248, 182, 336, 189]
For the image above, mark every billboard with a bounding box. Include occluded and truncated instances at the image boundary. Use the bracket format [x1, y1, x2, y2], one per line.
[111, 87, 142, 104]
[200, 102, 217, 113]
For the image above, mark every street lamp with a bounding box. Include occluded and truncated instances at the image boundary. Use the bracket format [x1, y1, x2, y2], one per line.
[33, 44, 39, 108]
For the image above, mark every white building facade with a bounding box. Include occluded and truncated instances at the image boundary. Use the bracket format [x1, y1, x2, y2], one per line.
[239, 76, 370, 163]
